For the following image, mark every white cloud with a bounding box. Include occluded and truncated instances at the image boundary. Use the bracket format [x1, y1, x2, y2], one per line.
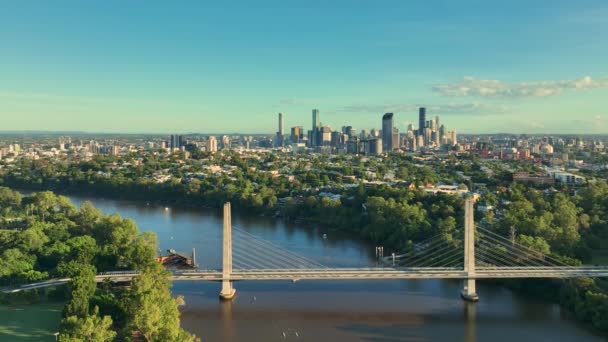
[433, 76, 608, 98]
[335, 102, 507, 115]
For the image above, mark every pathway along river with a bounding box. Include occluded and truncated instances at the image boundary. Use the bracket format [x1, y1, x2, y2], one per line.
[7, 195, 608, 341]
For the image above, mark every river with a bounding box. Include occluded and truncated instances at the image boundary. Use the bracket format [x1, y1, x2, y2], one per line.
[3, 195, 606, 341]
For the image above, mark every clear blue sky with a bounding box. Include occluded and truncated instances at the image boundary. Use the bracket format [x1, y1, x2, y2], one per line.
[1, 0, 607, 134]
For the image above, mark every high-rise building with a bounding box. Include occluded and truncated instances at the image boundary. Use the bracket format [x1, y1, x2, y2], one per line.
[382, 113, 394, 152]
[291, 126, 303, 143]
[208, 136, 218, 152]
[276, 112, 285, 147]
[312, 109, 320, 146]
[347, 138, 360, 154]
[330, 131, 341, 147]
[221, 135, 230, 149]
[365, 138, 383, 156]
[312, 109, 320, 129]
[342, 126, 355, 138]
[439, 124, 446, 145]
[359, 129, 367, 139]
[392, 127, 400, 150]
[170, 135, 182, 151]
[320, 126, 332, 146]
[418, 107, 426, 137]
[447, 130, 457, 146]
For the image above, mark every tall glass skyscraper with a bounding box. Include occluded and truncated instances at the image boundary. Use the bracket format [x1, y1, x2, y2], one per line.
[419, 107, 426, 137]
[312, 109, 320, 146]
[382, 113, 394, 152]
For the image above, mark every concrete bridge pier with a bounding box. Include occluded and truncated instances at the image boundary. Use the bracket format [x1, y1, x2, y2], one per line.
[220, 202, 236, 300]
[461, 198, 479, 302]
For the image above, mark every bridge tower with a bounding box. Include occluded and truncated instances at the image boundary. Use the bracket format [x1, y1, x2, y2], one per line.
[461, 197, 479, 302]
[220, 202, 236, 300]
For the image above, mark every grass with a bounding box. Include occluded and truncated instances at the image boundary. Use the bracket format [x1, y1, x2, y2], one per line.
[0, 302, 62, 341]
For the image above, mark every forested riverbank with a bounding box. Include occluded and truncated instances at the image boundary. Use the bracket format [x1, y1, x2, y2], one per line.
[0, 188, 198, 341]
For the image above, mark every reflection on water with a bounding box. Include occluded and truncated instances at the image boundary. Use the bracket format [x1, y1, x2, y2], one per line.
[465, 302, 476, 342]
[63, 195, 604, 342]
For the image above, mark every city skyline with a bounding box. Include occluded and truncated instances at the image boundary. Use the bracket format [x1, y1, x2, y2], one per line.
[1, 1, 607, 134]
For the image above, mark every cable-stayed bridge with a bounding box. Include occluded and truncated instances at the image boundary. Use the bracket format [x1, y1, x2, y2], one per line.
[4, 200, 608, 302]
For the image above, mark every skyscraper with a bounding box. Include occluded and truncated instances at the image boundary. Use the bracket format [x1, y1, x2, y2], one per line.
[276, 112, 284, 147]
[291, 126, 303, 143]
[310, 109, 322, 146]
[312, 109, 320, 130]
[439, 124, 446, 145]
[170, 134, 182, 152]
[382, 113, 394, 152]
[419, 107, 426, 137]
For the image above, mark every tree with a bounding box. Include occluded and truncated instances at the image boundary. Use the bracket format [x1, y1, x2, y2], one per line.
[125, 264, 198, 342]
[517, 235, 551, 255]
[64, 264, 97, 318]
[0, 187, 22, 208]
[66, 236, 98, 264]
[126, 232, 158, 270]
[59, 307, 116, 342]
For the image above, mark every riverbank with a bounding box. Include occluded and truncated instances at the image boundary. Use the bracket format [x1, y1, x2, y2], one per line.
[3, 188, 607, 340]
[3, 182, 608, 338]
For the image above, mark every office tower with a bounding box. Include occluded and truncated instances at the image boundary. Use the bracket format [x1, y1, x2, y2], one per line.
[418, 107, 426, 137]
[407, 123, 414, 132]
[342, 126, 355, 138]
[425, 127, 433, 146]
[435, 116, 440, 131]
[439, 124, 446, 145]
[392, 127, 400, 150]
[366, 138, 383, 156]
[347, 138, 360, 154]
[447, 131, 457, 146]
[359, 129, 367, 139]
[321, 126, 332, 145]
[312, 109, 320, 146]
[291, 126, 303, 143]
[382, 113, 394, 152]
[312, 109, 320, 130]
[417, 135, 425, 149]
[278, 113, 284, 136]
[370, 128, 380, 137]
[330, 131, 341, 147]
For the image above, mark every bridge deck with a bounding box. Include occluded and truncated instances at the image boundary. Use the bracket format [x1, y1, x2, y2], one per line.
[4, 266, 608, 293]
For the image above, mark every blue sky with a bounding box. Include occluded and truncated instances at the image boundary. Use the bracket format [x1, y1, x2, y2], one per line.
[1, 0, 607, 134]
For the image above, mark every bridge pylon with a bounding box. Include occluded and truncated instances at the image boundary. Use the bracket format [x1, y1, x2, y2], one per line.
[220, 202, 236, 300]
[461, 197, 479, 302]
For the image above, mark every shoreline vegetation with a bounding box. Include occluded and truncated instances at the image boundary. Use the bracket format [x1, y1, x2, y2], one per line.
[1, 152, 608, 334]
[0, 187, 199, 341]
